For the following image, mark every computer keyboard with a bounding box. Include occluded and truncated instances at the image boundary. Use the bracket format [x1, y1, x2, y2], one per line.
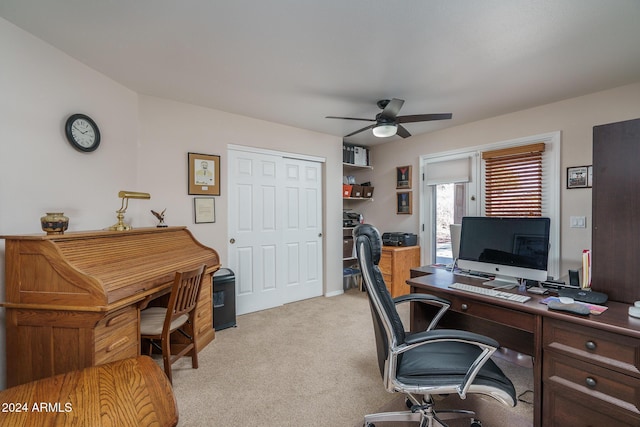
[449, 283, 531, 303]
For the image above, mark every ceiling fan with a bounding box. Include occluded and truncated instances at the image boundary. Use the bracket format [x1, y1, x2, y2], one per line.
[326, 98, 452, 138]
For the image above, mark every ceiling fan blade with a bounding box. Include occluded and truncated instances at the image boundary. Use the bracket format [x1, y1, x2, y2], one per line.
[379, 98, 405, 120]
[344, 124, 375, 138]
[396, 125, 411, 138]
[325, 116, 376, 122]
[397, 113, 453, 123]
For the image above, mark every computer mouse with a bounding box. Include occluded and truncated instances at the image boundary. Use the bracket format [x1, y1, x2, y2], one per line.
[558, 297, 574, 304]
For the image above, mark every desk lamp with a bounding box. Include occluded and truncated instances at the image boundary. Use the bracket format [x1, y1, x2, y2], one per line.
[109, 191, 151, 231]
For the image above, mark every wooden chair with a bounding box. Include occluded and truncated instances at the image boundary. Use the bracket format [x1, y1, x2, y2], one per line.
[140, 264, 206, 383]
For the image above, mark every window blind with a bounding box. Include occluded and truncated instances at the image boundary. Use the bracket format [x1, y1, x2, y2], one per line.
[425, 156, 471, 185]
[482, 143, 545, 217]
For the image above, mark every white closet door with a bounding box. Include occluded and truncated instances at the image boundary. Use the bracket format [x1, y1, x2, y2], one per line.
[281, 157, 323, 304]
[228, 149, 323, 315]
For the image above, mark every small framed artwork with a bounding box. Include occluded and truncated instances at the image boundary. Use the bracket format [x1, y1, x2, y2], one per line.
[587, 165, 593, 187]
[188, 152, 221, 195]
[567, 166, 590, 189]
[396, 192, 412, 215]
[194, 197, 216, 223]
[396, 165, 412, 189]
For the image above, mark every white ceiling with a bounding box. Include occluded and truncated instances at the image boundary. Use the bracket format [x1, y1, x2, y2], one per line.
[2, 1, 640, 146]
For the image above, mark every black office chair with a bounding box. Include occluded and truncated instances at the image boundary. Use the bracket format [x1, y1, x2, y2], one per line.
[353, 224, 516, 427]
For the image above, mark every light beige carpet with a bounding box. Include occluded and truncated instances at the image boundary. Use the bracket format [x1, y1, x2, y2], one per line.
[161, 288, 533, 426]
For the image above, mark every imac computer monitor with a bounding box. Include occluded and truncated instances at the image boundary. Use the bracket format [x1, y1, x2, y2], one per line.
[457, 216, 550, 288]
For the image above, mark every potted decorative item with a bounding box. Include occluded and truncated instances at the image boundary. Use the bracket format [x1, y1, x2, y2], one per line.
[40, 212, 69, 235]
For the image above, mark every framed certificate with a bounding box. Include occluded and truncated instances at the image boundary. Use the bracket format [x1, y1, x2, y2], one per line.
[194, 197, 215, 223]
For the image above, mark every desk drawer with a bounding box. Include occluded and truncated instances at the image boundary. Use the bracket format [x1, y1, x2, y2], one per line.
[378, 252, 392, 275]
[95, 306, 139, 365]
[195, 279, 213, 337]
[448, 294, 536, 333]
[382, 273, 393, 287]
[543, 352, 640, 417]
[542, 381, 639, 427]
[195, 300, 212, 336]
[543, 318, 640, 376]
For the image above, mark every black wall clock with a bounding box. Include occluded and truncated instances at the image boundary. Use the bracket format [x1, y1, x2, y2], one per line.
[65, 113, 101, 152]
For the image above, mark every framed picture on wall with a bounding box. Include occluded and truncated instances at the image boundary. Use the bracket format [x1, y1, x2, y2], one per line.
[396, 192, 412, 215]
[567, 165, 589, 189]
[188, 152, 221, 195]
[194, 197, 216, 223]
[396, 165, 412, 189]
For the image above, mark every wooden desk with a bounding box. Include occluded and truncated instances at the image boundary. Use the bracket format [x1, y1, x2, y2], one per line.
[0, 356, 178, 427]
[408, 267, 640, 427]
[1, 227, 221, 387]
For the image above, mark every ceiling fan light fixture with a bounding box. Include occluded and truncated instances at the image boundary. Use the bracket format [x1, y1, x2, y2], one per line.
[372, 124, 397, 138]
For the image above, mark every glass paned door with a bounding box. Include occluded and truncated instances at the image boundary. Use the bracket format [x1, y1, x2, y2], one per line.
[433, 183, 466, 266]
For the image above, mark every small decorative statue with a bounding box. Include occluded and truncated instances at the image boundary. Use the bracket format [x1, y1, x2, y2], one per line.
[151, 209, 167, 228]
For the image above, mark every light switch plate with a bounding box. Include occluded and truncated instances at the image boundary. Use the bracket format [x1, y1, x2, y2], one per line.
[570, 216, 586, 228]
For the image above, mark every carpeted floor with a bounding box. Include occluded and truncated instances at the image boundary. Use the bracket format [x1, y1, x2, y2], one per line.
[161, 288, 533, 426]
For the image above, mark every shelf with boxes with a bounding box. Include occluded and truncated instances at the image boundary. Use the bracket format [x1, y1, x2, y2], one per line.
[342, 184, 374, 200]
[343, 160, 374, 201]
[342, 143, 373, 290]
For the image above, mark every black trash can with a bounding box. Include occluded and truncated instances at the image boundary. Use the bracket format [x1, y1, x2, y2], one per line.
[212, 268, 236, 330]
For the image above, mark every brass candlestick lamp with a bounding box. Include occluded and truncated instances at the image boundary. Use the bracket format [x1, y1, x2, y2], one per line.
[109, 191, 151, 231]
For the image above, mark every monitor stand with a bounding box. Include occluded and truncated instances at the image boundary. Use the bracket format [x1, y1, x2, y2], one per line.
[483, 275, 520, 290]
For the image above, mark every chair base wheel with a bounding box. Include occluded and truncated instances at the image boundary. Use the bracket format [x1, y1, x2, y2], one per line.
[470, 419, 482, 427]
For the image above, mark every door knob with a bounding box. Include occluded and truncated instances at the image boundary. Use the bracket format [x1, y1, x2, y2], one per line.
[230, 238, 236, 244]
[318, 233, 323, 237]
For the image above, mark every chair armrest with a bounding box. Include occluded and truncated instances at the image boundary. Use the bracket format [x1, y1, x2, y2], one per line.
[393, 293, 450, 307]
[393, 293, 450, 331]
[398, 329, 500, 399]
[404, 328, 499, 349]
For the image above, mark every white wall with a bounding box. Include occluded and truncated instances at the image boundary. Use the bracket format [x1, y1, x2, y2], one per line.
[0, 17, 343, 390]
[0, 18, 140, 389]
[136, 94, 342, 289]
[364, 82, 640, 277]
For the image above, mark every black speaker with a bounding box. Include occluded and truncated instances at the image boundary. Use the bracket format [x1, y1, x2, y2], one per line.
[569, 270, 580, 288]
[568, 269, 580, 287]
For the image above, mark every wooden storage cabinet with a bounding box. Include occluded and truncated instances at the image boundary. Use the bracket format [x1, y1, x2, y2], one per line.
[379, 246, 420, 297]
[592, 118, 640, 304]
[542, 318, 640, 425]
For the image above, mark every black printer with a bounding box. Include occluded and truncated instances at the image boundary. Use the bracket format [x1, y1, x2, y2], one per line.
[382, 232, 417, 247]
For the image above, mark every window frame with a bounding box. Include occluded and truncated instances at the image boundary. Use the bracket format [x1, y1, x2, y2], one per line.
[421, 131, 560, 279]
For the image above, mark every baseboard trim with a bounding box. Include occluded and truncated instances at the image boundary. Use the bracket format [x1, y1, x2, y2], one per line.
[325, 290, 344, 297]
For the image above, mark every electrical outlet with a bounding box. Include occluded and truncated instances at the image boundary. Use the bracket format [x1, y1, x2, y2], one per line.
[570, 216, 586, 228]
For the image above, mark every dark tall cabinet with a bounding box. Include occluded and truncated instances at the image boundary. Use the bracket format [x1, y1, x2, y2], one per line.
[592, 117, 640, 304]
